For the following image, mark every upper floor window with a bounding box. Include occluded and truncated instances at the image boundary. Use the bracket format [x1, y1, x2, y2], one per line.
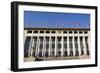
[63, 31, 67, 33]
[51, 31, 56, 33]
[34, 31, 38, 33]
[27, 30, 32, 33]
[84, 31, 88, 34]
[46, 31, 50, 33]
[79, 31, 83, 34]
[74, 31, 78, 34]
[69, 31, 72, 34]
[40, 31, 44, 33]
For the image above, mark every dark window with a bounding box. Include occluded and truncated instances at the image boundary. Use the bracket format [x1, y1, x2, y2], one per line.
[46, 37, 49, 49]
[32, 52, 35, 57]
[85, 37, 90, 55]
[79, 31, 83, 34]
[32, 37, 37, 57]
[40, 31, 44, 33]
[69, 31, 72, 33]
[51, 31, 56, 33]
[64, 44, 67, 48]
[63, 37, 67, 50]
[39, 37, 43, 50]
[39, 52, 42, 57]
[46, 31, 50, 33]
[51, 37, 55, 49]
[58, 51, 61, 57]
[63, 31, 67, 33]
[52, 51, 55, 57]
[69, 37, 73, 49]
[74, 31, 77, 34]
[52, 44, 55, 49]
[24, 37, 31, 57]
[58, 44, 61, 49]
[45, 51, 49, 57]
[57, 37, 61, 49]
[34, 31, 38, 33]
[40, 43, 43, 49]
[27, 30, 32, 33]
[33, 37, 37, 49]
[69, 51, 73, 56]
[64, 51, 68, 56]
[74, 37, 79, 56]
[84, 31, 88, 34]
[80, 37, 84, 55]
[74, 37, 78, 49]
[69, 37, 73, 56]
[57, 37, 61, 42]
[46, 44, 49, 49]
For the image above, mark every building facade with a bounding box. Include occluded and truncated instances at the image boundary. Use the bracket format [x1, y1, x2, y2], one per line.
[24, 28, 90, 61]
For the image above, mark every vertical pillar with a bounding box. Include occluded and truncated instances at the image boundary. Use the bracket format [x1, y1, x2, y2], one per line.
[88, 36, 90, 55]
[38, 37, 40, 56]
[24, 30, 27, 43]
[49, 37, 51, 57]
[83, 36, 87, 55]
[28, 36, 33, 57]
[43, 37, 46, 57]
[55, 36, 57, 57]
[45, 37, 47, 57]
[24, 36, 26, 44]
[35, 37, 37, 57]
[78, 36, 81, 56]
[42, 37, 44, 57]
[61, 36, 64, 56]
[51, 37, 53, 57]
[73, 36, 75, 56]
[41, 37, 44, 57]
[67, 36, 70, 56]
[31, 38, 34, 56]
[36, 37, 39, 56]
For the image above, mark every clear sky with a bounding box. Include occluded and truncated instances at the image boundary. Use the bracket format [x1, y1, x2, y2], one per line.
[24, 11, 90, 29]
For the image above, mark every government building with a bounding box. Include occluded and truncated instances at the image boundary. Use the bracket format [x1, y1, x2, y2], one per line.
[24, 23, 90, 61]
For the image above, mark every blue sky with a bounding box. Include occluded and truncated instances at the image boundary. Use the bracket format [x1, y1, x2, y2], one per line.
[24, 11, 90, 28]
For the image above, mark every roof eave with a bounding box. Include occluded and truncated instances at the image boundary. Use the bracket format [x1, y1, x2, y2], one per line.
[24, 28, 90, 30]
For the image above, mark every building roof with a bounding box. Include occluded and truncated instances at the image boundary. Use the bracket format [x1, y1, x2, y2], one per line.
[24, 11, 90, 29]
[24, 23, 90, 29]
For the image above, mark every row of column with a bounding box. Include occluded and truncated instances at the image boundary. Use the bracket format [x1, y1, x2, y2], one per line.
[24, 36, 90, 57]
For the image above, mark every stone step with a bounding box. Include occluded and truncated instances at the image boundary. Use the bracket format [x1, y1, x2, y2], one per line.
[24, 55, 90, 62]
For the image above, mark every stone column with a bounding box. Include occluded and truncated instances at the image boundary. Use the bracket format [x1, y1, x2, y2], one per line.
[78, 36, 81, 56]
[43, 37, 46, 57]
[36, 37, 39, 57]
[45, 37, 47, 57]
[24, 36, 26, 44]
[83, 36, 87, 55]
[31, 38, 34, 56]
[61, 36, 64, 57]
[73, 36, 75, 56]
[38, 37, 40, 56]
[55, 36, 57, 57]
[67, 36, 70, 56]
[49, 37, 51, 57]
[42, 37, 44, 57]
[88, 36, 90, 55]
[28, 36, 33, 57]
